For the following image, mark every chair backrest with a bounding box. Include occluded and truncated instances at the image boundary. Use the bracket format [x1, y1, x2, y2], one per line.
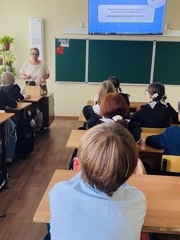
[161, 155, 180, 173]
[141, 128, 165, 133]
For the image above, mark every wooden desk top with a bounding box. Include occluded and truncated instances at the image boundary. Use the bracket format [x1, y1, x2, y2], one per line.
[78, 110, 85, 122]
[78, 100, 93, 122]
[138, 132, 163, 153]
[6, 102, 32, 111]
[66, 129, 86, 148]
[33, 169, 180, 234]
[130, 101, 146, 110]
[25, 96, 43, 102]
[0, 112, 15, 124]
[66, 130, 163, 153]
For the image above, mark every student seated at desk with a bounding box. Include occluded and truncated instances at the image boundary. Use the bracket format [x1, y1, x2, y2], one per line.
[1, 71, 43, 132]
[1, 71, 29, 102]
[49, 123, 146, 240]
[85, 92, 141, 142]
[131, 82, 178, 128]
[145, 101, 180, 155]
[99, 93, 141, 142]
[107, 75, 130, 106]
[83, 80, 116, 128]
[0, 86, 17, 110]
[0, 87, 17, 162]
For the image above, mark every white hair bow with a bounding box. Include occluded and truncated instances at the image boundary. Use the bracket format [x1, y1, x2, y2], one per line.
[112, 115, 123, 122]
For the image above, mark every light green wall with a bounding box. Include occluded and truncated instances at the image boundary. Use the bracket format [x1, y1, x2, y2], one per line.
[1, 0, 180, 116]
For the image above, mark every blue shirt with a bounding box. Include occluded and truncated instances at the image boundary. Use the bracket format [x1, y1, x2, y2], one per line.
[146, 126, 180, 155]
[49, 173, 146, 240]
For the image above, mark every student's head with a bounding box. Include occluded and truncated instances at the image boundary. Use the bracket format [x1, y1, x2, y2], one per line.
[97, 80, 116, 104]
[107, 76, 122, 93]
[30, 47, 40, 60]
[78, 122, 138, 196]
[146, 82, 166, 102]
[100, 92, 129, 120]
[1, 71, 15, 86]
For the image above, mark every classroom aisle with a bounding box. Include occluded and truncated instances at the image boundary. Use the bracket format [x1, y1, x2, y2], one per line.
[0, 119, 80, 240]
[0, 119, 179, 240]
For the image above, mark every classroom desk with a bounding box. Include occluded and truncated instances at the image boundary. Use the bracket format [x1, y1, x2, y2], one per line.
[39, 93, 54, 128]
[66, 130, 163, 173]
[78, 110, 86, 122]
[0, 112, 15, 167]
[78, 100, 93, 122]
[130, 101, 146, 111]
[25, 93, 54, 128]
[6, 102, 32, 112]
[25, 95, 43, 103]
[33, 169, 180, 234]
[66, 130, 163, 153]
[5, 102, 32, 121]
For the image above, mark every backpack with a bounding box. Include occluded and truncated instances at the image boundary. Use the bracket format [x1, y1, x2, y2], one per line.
[15, 117, 35, 155]
[0, 169, 8, 191]
[83, 105, 100, 129]
[33, 108, 43, 133]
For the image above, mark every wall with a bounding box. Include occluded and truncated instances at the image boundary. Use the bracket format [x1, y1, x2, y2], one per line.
[1, 0, 180, 116]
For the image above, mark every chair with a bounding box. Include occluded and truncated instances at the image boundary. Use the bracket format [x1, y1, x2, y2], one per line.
[141, 128, 165, 134]
[161, 155, 180, 174]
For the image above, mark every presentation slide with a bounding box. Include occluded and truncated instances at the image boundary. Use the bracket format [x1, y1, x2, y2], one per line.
[89, 0, 166, 34]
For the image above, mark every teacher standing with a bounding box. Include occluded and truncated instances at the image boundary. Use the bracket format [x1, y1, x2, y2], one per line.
[20, 47, 50, 92]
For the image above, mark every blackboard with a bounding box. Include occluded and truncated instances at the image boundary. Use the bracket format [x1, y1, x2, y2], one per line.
[55, 38, 180, 85]
[55, 38, 86, 82]
[88, 40, 153, 84]
[153, 41, 180, 85]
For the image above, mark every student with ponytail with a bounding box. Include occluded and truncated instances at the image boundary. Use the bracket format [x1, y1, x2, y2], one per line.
[107, 75, 130, 106]
[131, 82, 178, 128]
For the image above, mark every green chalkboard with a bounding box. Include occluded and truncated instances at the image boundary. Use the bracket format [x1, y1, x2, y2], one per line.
[154, 41, 180, 85]
[55, 38, 86, 82]
[88, 40, 153, 84]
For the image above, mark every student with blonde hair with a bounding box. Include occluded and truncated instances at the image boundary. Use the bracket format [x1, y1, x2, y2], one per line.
[107, 75, 130, 106]
[1, 71, 28, 101]
[83, 80, 116, 128]
[49, 123, 146, 240]
[0, 82, 17, 163]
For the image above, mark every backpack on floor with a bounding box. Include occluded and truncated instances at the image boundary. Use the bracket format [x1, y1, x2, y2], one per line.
[0, 169, 8, 191]
[15, 117, 35, 155]
[33, 108, 43, 133]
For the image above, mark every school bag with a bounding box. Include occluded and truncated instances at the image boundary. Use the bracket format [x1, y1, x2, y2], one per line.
[15, 117, 34, 155]
[0, 168, 8, 191]
[33, 108, 43, 133]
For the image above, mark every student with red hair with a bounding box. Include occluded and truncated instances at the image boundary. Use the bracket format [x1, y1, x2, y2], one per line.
[100, 92, 141, 143]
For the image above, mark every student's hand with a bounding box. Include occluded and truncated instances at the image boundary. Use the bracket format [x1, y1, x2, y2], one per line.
[26, 75, 31, 79]
[140, 137, 146, 150]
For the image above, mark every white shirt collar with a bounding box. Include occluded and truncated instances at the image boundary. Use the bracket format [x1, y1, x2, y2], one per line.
[100, 117, 114, 123]
[149, 100, 168, 109]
